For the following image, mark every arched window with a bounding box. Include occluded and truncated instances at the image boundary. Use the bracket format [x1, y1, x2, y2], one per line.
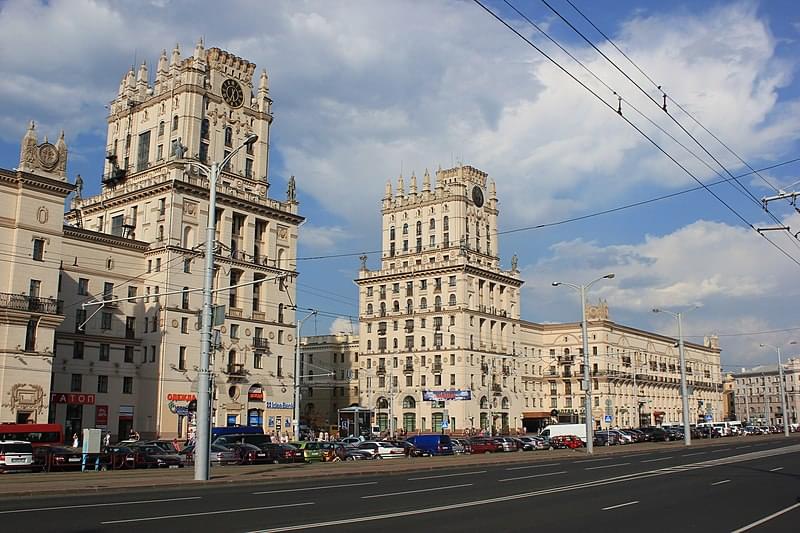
[380, 302, 386, 316]
[172, 115, 179, 131]
[224, 127, 233, 147]
[367, 303, 373, 315]
[429, 218, 435, 230]
[393, 338, 398, 349]
[181, 287, 189, 310]
[277, 248, 285, 267]
[415, 221, 422, 235]
[158, 121, 165, 137]
[443, 216, 449, 231]
[434, 295, 442, 310]
[200, 119, 210, 139]
[377, 397, 389, 409]
[403, 413, 416, 431]
[389, 227, 395, 240]
[183, 226, 194, 248]
[564, 348, 570, 355]
[406, 299, 413, 314]
[420, 297, 427, 310]
[402, 223, 408, 235]
[449, 294, 456, 306]
[480, 396, 489, 409]
[450, 334, 456, 346]
[502, 397, 510, 409]
[393, 300, 400, 312]
[227, 349, 237, 366]
[402, 396, 416, 409]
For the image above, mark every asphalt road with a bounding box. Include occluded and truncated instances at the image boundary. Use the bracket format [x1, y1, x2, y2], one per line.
[2, 440, 798, 532]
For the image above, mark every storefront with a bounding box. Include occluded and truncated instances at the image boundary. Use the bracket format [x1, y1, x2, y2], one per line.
[247, 385, 264, 428]
[50, 392, 95, 442]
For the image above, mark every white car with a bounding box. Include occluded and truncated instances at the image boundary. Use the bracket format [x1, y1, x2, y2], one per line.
[357, 441, 405, 459]
[0, 440, 34, 473]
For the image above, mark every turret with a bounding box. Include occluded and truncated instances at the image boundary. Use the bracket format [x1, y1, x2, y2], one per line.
[125, 67, 136, 96]
[193, 37, 205, 61]
[18, 121, 37, 172]
[396, 174, 405, 199]
[136, 61, 149, 97]
[422, 169, 431, 192]
[258, 69, 270, 113]
[170, 43, 181, 68]
[155, 49, 168, 86]
[55, 130, 67, 178]
[409, 172, 418, 198]
[384, 179, 392, 200]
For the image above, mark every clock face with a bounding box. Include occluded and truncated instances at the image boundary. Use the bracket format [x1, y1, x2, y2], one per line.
[472, 185, 484, 208]
[221, 79, 244, 108]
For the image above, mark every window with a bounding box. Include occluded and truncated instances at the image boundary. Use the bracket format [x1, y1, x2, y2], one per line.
[124, 346, 134, 363]
[32, 238, 44, 261]
[101, 312, 112, 330]
[155, 258, 162, 272]
[97, 375, 108, 394]
[181, 317, 188, 334]
[245, 158, 253, 178]
[123, 377, 133, 394]
[200, 119, 209, 139]
[179, 346, 186, 370]
[231, 324, 239, 339]
[254, 352, 262, 369]
[184, 259, 191, 273]
[99, 343, 110, 361]
[277, 356, 283, 377]
[125, 317, 135, 339]
[128, 286, 138, 298]
[78, 278, 89, 296]
[158, 121, 165, 137]
[73, 341, 84, 359]
[150, 345, 157, 363]
[25, 319, 36, 351]
[225, 127, 233, 147]
[136, 130, 151, 171]
[181, 288, 190, 309]
[172, 115, 179, 131]
[70, 374, 82, 392]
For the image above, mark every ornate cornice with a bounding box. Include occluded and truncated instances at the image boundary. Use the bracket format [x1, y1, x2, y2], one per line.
[63, 225, 149, 251]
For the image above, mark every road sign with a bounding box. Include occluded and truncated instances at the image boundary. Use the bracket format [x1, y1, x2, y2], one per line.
[440, 419, 450, 429]
[704, 415, 713, 422]
[604, 415, 613, 423]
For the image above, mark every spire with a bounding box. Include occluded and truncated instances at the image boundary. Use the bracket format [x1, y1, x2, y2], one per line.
[19, 121, 37, 170]
[125, 67, 135, 91]
[136, 61, 148, 90]
[384, 179, 392, 200]
[396, 174, 405, 198]
[409, 172, 418, 195]
[422, 169, 431, 192]
[170, 42, 181, 67]
[118, 74, 126, 96]
[55, 130, 67, 177]
[489, 179, 497, 200]
[258, 68, 269, 93]
[156, 49, 168, 82]
[193, 37, 205, 60]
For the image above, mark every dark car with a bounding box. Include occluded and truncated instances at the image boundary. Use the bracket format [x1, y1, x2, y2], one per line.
[405, 434, 454, 456]
[468, 437, 502, 454]
[258, 443, 306, 464]
[131, 444, 184, 468]
[388, 440, 428, 457]
[213, 433, 272, 448]
[593, 432, 618, 447]
[225, 442, 273, 465]
[639, 427, 668, 442]
[33, 445, 84, 472]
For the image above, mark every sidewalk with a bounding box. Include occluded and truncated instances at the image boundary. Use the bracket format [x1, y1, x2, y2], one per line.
[1, 434, 795, 500]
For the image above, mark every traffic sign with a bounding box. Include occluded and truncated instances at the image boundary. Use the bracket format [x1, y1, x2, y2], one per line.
[704, 415, 713, 422]
[604, 415, 613, 423]
[440, 419, 450, 429]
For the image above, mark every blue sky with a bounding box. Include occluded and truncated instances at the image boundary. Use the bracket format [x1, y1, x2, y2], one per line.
[3, 0, 800, 368]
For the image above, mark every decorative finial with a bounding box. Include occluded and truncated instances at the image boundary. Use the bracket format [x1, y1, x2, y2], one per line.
[287, 175, 296, 202]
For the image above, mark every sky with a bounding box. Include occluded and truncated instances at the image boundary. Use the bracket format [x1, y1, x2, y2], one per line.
[2, 0, 800, 370]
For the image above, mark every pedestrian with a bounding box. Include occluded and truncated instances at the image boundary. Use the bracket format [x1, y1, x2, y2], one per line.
[72, 433, 79, 448]
[172, 437, 180, 451]
[103, 432, 111, 449]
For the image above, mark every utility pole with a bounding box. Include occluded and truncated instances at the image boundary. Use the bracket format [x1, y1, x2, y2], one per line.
[294, 309, 318, 441]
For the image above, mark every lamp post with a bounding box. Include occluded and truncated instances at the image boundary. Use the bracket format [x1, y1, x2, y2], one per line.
[194, 133, 258, 481]
[759, 341, 794, 438]
[294, 309, 318, 441]
[552, 273, 615, 455]
[652, 305, 699, 447]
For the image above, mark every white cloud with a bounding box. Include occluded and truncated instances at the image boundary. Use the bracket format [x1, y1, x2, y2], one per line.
[329, 317, 357, 336]
[299, 224, 349, 252]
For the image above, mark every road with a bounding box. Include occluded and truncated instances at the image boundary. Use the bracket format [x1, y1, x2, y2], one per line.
[1, 439, 798, 532]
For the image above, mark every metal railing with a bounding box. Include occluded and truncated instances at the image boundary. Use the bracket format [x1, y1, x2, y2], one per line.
[0, 292, 62, 314]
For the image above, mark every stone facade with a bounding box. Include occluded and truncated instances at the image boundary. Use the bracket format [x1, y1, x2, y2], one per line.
[0, 41, 303, 441]
[732, 358, 800, 425]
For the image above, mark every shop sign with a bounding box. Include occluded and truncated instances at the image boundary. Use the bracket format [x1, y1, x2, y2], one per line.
[422, 390, 472, 401]
[95, 405, 108, 426]
[248, 385, 264, 402]
[265, 401, 294, 409]
[119, 405, 134, 421]
[51, 393, 95, 405]
[167, 393, 197, 402]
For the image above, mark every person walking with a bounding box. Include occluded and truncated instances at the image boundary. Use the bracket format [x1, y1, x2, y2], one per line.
[72, 433, 79, 448]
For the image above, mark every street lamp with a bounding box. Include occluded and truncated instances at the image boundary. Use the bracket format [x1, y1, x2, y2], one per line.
[294, 309, 318, 441]
[194, 133, 258, 481]
[759, 341, 794, 437]
[552, 273, 615, 454]
[652, 305, 699, 447]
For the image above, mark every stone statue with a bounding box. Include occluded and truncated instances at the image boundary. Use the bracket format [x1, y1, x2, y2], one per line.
[173, 137, 187, 159]
[287, 175, 296, 201]
[511, 254, 518, 271]
[74, 174, 84, 198]
[359, 254, 368, 270]
[19, 120, 37, 169]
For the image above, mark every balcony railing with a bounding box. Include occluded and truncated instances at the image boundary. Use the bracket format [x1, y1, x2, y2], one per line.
[491, 383, 502, 394]
[403, 363, 414, 373]
[432, 362, 443, 373]
[226, 363, 246, 376]
[253, 338, 269, 350]
[0, 292, 62, 314]
[376, 366, 387, 375]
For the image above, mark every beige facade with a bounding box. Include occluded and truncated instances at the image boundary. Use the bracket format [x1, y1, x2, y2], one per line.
[1, 42, 304, 441]
[733, 358, 800, 425]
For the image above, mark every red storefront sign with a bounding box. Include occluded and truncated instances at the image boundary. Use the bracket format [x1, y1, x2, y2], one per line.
[95, 405, 109, 426]
[167, 393, 197, 402]
[50, 393, 96, 405]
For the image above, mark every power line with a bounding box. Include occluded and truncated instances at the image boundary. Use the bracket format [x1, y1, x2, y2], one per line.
[472, 0, 800, 269]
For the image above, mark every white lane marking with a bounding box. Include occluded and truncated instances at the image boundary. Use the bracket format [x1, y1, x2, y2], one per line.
[253, 482, 377, 494]
[711, 479, 731, 486]
[602, 500, 639, 511]
[499, 470, 567, 482]
[737, 445, 752, 449]
[681, 452, 706, 457]
[641, 456, 673, 463]
[731, 502, 800, 533]
[247, 444, 800, 533]
[575, 457, 613, 464]
[408, 470, 486, 481]
[505, 462, 561, 471]
[0, 497, 201, 515]
[585, 462, 631, 470]
[101, 502, 313, 524]
[769, 467, 784, 472]
[362, 483, 472, 499]
[711, 448, 732, 452]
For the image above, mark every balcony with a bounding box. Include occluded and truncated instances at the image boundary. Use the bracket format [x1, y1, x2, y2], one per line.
[253, 338, 269, 350]
[432, 362, 443, 373]
[502, 366, 511, 376]
[491, 383, 502, 394]
[376, 366, 387, 376]
[0, 292, 62, 314]
[481, 363, 489, 374]
[403, 363, 414, 373]
[225, 363, 246, 377]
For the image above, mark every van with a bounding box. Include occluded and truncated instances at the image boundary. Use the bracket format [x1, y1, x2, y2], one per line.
[0, 440, 34, 473]
[539, 424, 587, 443]
[406, 434, 454, 456]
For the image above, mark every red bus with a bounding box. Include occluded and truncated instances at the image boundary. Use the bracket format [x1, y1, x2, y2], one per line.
[0, 423, 64, 447]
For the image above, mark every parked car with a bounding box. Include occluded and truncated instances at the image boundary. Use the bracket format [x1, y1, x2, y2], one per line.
[224, 442, 272, 465]
[468, 437, 502, 454]
[258, 443, 306, 463]
[32, 445, 83, 472]
[356, 441, 405, 459]
[519, 436, 548, 450]
[638, 427, 668, 442]
[0, 440, 34, 473]
[492, 437, 519, 452]
[129, 444, 185, 467]
[388, 440, 428, 457]
[213, 433, 272, 448]
[339, 436, 362, 446]
[179, 443, 239, 466]
[290, 441, 325, 462]
[593, 432, 619, 447]
[405, 434, 454, 456]
[549, 435, 584, 449]
[609, 430, 633, 444]
[451, 438, 472, 454]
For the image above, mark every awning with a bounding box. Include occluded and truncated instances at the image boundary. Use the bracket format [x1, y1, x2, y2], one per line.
[522, 411, 551, 418]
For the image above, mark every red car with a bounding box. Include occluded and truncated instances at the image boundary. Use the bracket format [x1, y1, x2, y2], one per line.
[550, 435, 584, 449]
[468, 437, 503, 454]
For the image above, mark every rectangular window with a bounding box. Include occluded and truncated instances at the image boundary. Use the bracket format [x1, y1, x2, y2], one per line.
[181, 317, 188, 334]
[254, 352, 263, 369]
[99, 343, 110, 361]
[155, 258, 162, 272]
[32, 238, 45, 261]
[136, 130, 151, 171]
[103, 282, 114, 301]
[128, 286, 138, 298]
[78, 278, 89, 296]
[123, 377, 133, 394]
[124, 346, 134, 363]
[125, 317, 135, 339]
[101, 312, 112, 330]
[245, 158, 254, 178]
[184, 259, 191, 273]
[25, 319, 37, 351]
[277, 356, 283, 377]
[111, 215, 124, 237]
[70, 374, 82, 392]
[97, 375, 108, 394]
[73, 341, 84, 359]
[179, 346, 186, 370]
